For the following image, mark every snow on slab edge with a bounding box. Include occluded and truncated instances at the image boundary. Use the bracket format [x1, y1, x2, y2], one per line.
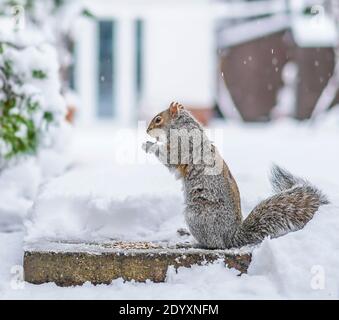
[23, 239, 254, 256]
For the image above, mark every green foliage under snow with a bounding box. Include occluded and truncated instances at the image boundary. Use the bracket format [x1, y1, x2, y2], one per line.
[0, 41, 65, 165]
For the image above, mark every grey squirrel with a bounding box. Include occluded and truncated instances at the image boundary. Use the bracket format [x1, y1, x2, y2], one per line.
[142, 102, 329, 249]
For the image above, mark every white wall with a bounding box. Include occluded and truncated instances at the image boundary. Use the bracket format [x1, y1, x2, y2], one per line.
[76, 0, 216, 124]
[142, 12, 216, 115]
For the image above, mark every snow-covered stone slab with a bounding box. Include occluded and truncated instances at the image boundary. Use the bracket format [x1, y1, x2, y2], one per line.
[23, 240, 252, 286]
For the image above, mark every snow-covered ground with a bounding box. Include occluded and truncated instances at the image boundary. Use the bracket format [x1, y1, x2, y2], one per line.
[0, 109, 339, 299]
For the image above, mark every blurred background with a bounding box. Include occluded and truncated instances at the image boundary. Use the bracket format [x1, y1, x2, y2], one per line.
[68, 0, 339, 126]
[1, 0, 338, 126]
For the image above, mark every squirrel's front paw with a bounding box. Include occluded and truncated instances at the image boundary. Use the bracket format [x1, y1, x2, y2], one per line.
[142, 141, 157, 153]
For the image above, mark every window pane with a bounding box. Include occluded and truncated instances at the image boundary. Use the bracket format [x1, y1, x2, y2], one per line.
[98, 20, 114, 118]
[135, 19, 144, 101]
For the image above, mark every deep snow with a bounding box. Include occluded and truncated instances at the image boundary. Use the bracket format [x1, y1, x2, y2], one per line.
[1, 109, 339, 299]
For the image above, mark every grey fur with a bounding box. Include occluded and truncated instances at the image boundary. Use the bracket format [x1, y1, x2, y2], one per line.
[144, 107, 329, 249]
[270, 164, 304, 192]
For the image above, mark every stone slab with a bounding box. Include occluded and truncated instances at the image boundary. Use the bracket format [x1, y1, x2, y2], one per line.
[23, 240, 252, 286]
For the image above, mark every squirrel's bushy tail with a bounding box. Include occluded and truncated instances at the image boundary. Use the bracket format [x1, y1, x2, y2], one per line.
[270, 164, 329, 205]
[232, 165, 329, 248]
[270, 164, 303, 192]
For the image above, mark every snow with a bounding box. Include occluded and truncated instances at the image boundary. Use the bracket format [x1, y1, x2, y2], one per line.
[24, 137, 186, 243]
[219, 14, 290, 48]
[0, 24, 72, 227]
[291, 14, 338, 48]
[0, 119, 72, 231]
[0, 40, 67, 137]
[271, 62, 298, 119]
[250, 205, 339, 299]
[23, 238, 250, 256]
[1, 108, 339, 299]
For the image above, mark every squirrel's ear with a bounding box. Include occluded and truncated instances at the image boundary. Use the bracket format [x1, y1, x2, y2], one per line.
[169, 102, 184, 118]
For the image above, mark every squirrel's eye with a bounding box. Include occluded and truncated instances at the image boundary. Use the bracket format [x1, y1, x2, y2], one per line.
[155, 116, 162, 124]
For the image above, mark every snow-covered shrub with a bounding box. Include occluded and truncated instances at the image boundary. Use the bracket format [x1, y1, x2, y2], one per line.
[0, 2, 76, 228]
[0, 0, 93, 89]
[0, 33, 71, 228]
[0, 40, 66, 168]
